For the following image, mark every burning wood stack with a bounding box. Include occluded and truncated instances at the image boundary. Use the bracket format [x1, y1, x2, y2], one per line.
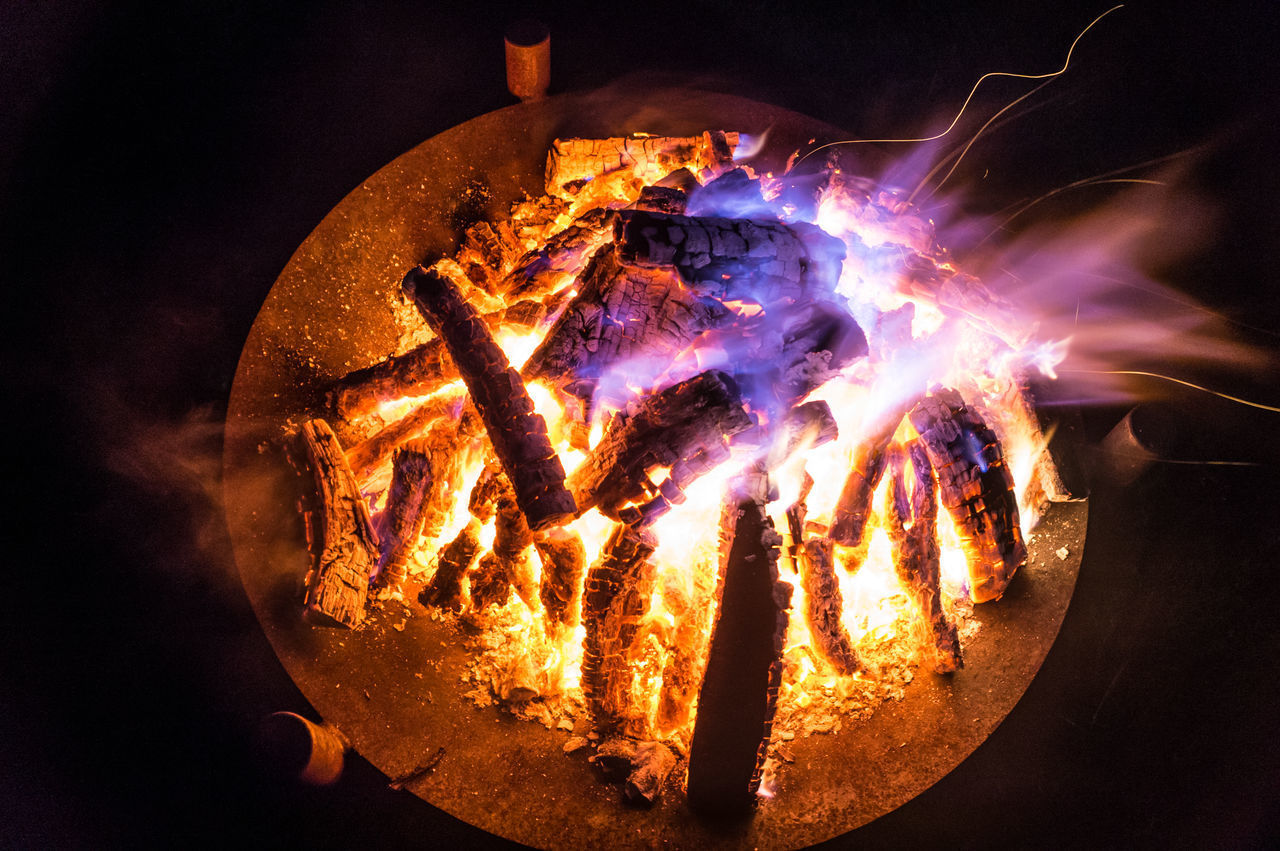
[287, 131, 1064, 815]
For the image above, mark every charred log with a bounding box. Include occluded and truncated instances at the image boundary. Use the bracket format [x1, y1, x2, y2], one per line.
[544, 132, 739, 198]
[297, 419, 379, 628]
[909, 388, 1027, 603]
[614, 210, 846, 304]
[687, 470, 790, 817]
[493, 491, 537, 609]
[521, 245, 731, 402]
[468, 553, 512, 611]
[769, 400, 839, 468]
[535, 527, 588, 630]
[567, 370, 753, 520]
[467, 462, 506, 521]
[372, 444, 433, 591]
[419, 518, 483, 612]
[783, 471, 815, 575]
[404, 265, 576, 531]
[580, 524, 658, 731]
[328, 338, 455, 422]
[345, 393, 462, 486]
[885, 441, 962, 673]
[504, 208, 616, 301]
[685, 168, 771, 218]
[656, 566, 715, 738]
[828, 412, 903, 551]
[799, 538, 863, 676]
[633, 185, 688, 215]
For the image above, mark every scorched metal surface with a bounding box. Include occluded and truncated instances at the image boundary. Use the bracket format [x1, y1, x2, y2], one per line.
[223, 88, 1086, 849]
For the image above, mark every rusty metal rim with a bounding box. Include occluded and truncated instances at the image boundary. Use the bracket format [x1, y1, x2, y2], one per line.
[223, 87, 1086, 850]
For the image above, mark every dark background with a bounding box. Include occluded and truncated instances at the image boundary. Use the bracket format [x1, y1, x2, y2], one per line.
[4, 1, 1279, 847]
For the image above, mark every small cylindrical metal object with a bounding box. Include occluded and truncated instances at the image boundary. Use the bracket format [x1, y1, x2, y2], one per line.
[1098, 405, 1171, 486]
[259, 711, 350, 785]
[505, 19, 550, 101]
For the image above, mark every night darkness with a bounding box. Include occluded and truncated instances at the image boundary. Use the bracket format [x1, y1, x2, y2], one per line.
[4, 2, 1280, 847]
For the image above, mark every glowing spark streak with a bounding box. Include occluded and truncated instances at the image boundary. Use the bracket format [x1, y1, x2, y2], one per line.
[792, 5, 1124, 169]
[1064, 369, 1280, 413]
[909, 80, 1054, 204]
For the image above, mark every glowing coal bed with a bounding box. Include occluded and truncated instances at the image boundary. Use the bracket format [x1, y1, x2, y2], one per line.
[225, 91, 1086, 848]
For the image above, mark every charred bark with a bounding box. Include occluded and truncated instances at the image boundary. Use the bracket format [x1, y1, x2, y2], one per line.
[567, 370, 753, 520]
[885, 441, 962, 673]
[419, 518, 483, 612]
[580, 524, 658, 731]
[828, 412, 903, 552]
[655, 565, 715, 738]
[521, 245, 731, 402]
[799, 537, 863, 676]
[908, 388, 1027, 603]
[345, 393, 462, 485]
[503, 208, 616, 302]
[404, 265, 576, 531]
[535, 527, 588, 630]
[372, 444, 433, 592]
[328, 338, 455, 422]
[297, 419, 379, 628]
[687, 470, 790, 817]
[614, 210, 846, 304]
[544, 132, 739, 197]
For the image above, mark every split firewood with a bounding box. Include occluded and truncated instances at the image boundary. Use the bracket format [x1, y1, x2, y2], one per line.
[687, 469, 790, 817]
[614, 210, 847, 304]
[371, 444, 433, 592]
[468, 553, 512, 611]
[828, 409, 906, 553]
[544, 132, 740, 198]
[633, 185, 688, 215]
[492, 490, 538, 610]
[404, 265, 576, 531]
[455, 218, 526, 294]
[503, 208, 617, 302]
[884, 441, 962, 673]
[419, 518, 483, 612]
[567, 370, 754, 520]
[521, 245, 732, 405]
[799, 537, 863, 676]
[580, 524, 658, 731]
[535, 527, 587, 630]
[466, 461, 506, 521]
[656, 565, 715, 738]
[345, 392, 462, 486]
[909, 388, 1027, 603]
[328, 337, 456, 422]
[296, 419, 379, 628]
[783, 471, 815, 575]
[624, 741, 678, 806]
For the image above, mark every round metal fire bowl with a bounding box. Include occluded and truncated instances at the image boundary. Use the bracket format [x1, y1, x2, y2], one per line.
[224, 88, 1086, 849]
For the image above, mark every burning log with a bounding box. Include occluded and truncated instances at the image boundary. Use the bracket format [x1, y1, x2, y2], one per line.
[566, 370, 754, 520]
[656, 566, 715, 738]
[580, 524, 658, 731]
[468, 554, 512, 611]
[908, 388, 1027, 603]
[371, 444, 433, 592]
[884, 441, 962, 673]
[344, 393, 463, 485]
[828, 411, 904, 552]
[544, 132, 739, 198]
[419, 518, 483, 612]
[685, 168, 772, 219]
[799, 538, 863, 676]
[770, 400, 839, 467]
[521, 245, 731, 403]
[614, 210, 847, 304]
[328, 338, 456, 422]
[504, 208, 617, 301]
[783, 471, 815, 574]
[493, 490, 538, 609]
[296, 419, 379, 628]
[535, 527, 587, 630]
[687, 470, 790, 817]
[404, 265, 576, 531]
[633, 185, 688, 215]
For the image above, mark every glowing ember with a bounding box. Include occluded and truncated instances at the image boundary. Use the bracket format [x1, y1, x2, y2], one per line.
[296, 129, 1068, 811]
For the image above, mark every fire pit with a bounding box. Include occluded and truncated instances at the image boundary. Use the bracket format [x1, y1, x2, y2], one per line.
[224, 88, 1085, 848]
